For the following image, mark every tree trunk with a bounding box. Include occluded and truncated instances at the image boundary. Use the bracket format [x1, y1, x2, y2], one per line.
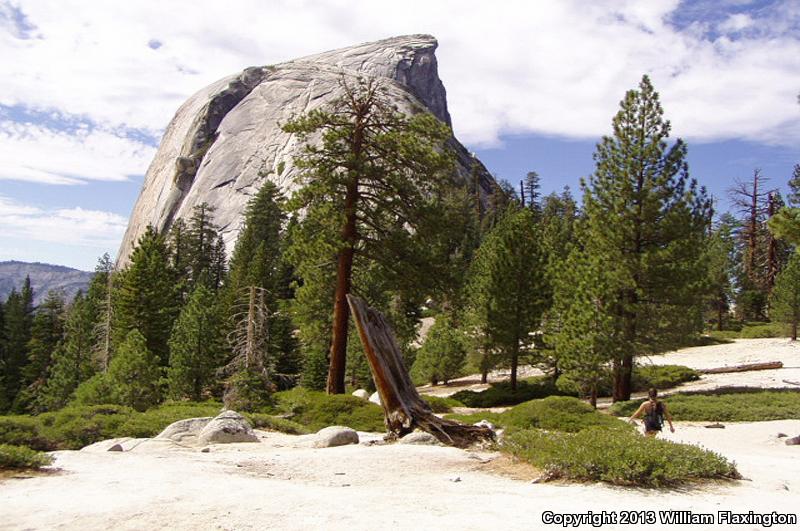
[792, 320, 798, 341]
[717, 302, 724, 331]
[510, 343, 519, 391]
[347, 295, 494, 448]
[327, 177, 358, 394]
[589, 386, 597, 409]
[613, 354, 633, 402]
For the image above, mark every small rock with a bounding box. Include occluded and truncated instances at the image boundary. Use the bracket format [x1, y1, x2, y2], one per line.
[352, 389, 370, 400]
[369, 392, 381, 405]
[785, 435, 800, 446]
[398, 431, 440, 446]
[197, 410, 259, 445]
[473, 420, 495, 430]
[705, 423, 725, 429]
[450, 477, 461, 483]
[313, 426, 359, 448]
[777, 433, 788, 438]
[107, 444, 124, 452]
[201, 447, 210, 453]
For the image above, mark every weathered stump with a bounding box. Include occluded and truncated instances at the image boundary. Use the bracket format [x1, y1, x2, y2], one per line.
[347, 295, 494, 448]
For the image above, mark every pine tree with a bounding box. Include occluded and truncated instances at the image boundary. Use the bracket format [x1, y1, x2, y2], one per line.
[89, 254, 114, 371]
[771, 252, 800, 340]
[467, 207, 549, 390]
[283, 76, 454, 393]
[411, 314, 466, 385]
[18, 290, 67, 410]
[582, 75, 712, 402]
[788, 164, 800, 208]
[705, 214, 737, 331]
[522, 171, 542, 213]
[113, 226, 180, 365]
[185, 203, 224, 291]
[167, 284, 224, 401]
[106, 329, 162, 411]
[0, 277, 34, 410]
[36, 292, 98, 411]
[551, 248, 619, 408]
[224, 181, 300, 383]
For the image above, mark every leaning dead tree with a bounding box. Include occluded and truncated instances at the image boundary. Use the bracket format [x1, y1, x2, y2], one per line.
[347, 294, 494, 448]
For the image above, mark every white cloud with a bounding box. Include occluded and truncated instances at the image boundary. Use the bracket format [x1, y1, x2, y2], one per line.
[0, 0, 798, 153]
[0, 195, 127, 248]
[0, 119, 155, 184]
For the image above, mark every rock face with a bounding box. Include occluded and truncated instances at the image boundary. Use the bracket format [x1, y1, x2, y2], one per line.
[118, 34, 494, 266]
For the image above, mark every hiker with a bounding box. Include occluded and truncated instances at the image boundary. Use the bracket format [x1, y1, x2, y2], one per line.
[628, 388, 675, 437]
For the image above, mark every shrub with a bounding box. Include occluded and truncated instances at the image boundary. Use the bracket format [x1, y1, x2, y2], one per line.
[609, 389, 800, 421]
[223, 369, 274, 412]
[451, 376, 573, 408]
[0, 444, 54, 470]
[504, 427, 740, 487]
[36, 404, 134, 450]
[420, 395, 463, 413]
[272, 387, 385, 432]
[0, 416, 55, 451]
[632, 365, 700, 391]
[449, 396, 630, 433]
[245, 413, 309, 435]
[118, 401, 223, 438]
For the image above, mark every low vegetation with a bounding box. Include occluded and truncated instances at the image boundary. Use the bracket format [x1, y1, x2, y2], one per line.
[420, 395, 463, 413]
[450, 364, 699, 409]
[504, 427, 740, 487]
[609, 389, 800, 421]
[0, 444, 54, 470]
[706, 321, 787, 341]
[269, 388, 385, 432]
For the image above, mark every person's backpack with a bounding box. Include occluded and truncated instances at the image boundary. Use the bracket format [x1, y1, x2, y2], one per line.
[644, 401, 664, 430]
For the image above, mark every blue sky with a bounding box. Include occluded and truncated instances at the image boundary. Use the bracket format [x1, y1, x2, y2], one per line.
[1, 0, 799, 270]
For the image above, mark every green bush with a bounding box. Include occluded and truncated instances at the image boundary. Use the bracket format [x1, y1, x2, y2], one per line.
[707, 321, 786, 340]
[610, 389, 800, 421]
[271, 387, 385, 432]
[36, 404, 135, 450]
[632, 365, 700, 391]
[0, 416, 55, 451]
[118, 401, 223, 438]
[0, 444, 54, 470]
[504, 427, 740, 487]
[420, 395, 463, 413]
[451, 377, 572, 408]
[449, 396, 630, 433]
[246, 413, 309, 435]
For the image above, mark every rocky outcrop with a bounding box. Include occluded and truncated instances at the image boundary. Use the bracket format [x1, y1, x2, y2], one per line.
[155, 410, 258, 446]
[312, 426, 360, 448]
[118, 34, 494, 266]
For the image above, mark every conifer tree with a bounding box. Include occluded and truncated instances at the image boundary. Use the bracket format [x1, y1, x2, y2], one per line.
[551, 248, 619, 407]
[36, 292, 98, 411]
[411, 314, 466, 385]
[106, 329, 162, 411]
[185, 203, 225, 291]
[89, 254, 114, 371]
[18, 290, 66, 409]
[581, 75, 712, 401]
[283, 76, 454, 394]
[0, 277, 34, 410]
[467, 207, 549, 390]
[771, 252, 800, 340]
[224, 181, 299, 382]
[706, 214, 737, 331]
[167, 284, 224, 400]
[113, 226, 180, 365]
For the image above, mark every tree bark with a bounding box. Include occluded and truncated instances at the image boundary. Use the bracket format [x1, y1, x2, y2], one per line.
[327, 176, 359, 394]
[347, 295, 494, 447]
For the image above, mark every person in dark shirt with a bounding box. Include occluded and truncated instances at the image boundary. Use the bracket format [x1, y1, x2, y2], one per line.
[628, 388, 675, 437]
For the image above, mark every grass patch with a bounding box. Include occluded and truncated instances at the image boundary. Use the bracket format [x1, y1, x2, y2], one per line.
[609, 389, 800, 421]
[450, 396, 631, 433]
[420, 395, 463, 413]
[0, 444, 54, 470]
[246, 413, 309, 435]
[270, 388, 385, 432]
[504, 427, 740, 487]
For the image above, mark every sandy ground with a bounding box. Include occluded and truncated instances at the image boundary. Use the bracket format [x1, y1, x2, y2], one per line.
[2, 338, 799, 531]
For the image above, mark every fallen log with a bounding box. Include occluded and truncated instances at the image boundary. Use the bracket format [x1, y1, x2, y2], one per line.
[699, 361, 783, 374]
[347, 294, 494, 448]
[783, 379, 800, 386]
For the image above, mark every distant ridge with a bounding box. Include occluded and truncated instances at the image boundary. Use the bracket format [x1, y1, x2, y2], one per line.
[0, 261, 93, 306]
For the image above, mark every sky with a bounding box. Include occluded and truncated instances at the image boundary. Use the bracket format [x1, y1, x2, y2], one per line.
[0, 0, 798, 271]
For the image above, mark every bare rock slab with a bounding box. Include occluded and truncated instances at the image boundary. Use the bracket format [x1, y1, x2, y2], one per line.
[398, 431, 441, 446]
[156, 417, 213, 444]
[313, 426, 359, 448]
